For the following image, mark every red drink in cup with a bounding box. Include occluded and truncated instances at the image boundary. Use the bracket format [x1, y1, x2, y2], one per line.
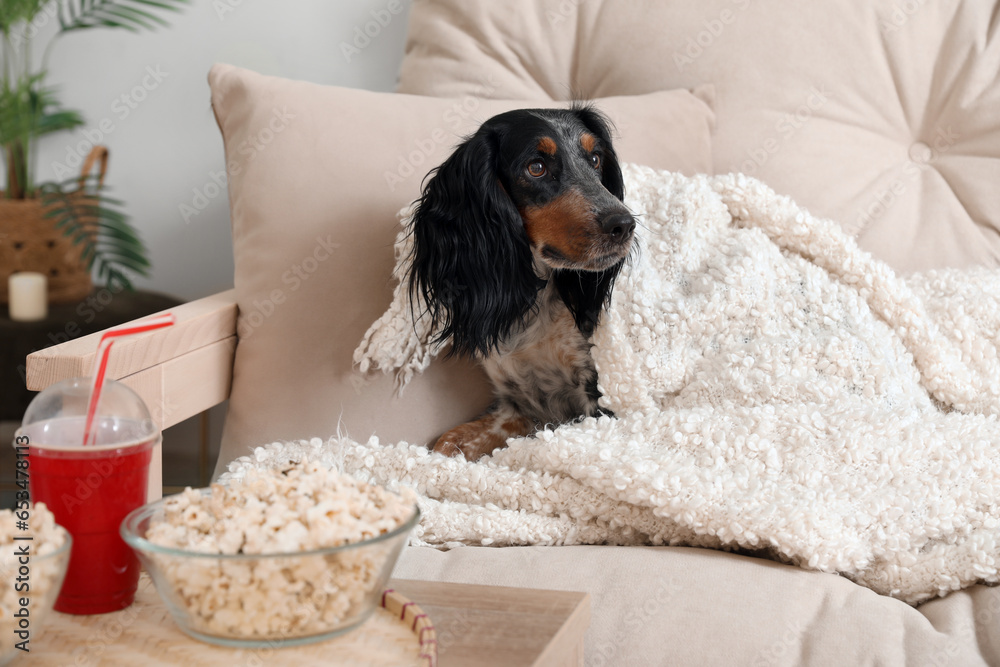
[16, 377, 159, 614]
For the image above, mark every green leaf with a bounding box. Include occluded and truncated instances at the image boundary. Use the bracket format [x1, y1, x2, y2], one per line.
[58, 0, 188, 33]
[36, 109, 85, 135]
[101, 4, 169, 29]
[1, 77, 90, 195]
[0, 0, 48, 34]
[38, 177, 152, 287]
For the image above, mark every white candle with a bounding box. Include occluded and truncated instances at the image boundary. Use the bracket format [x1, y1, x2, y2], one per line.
[9, 272, 48, 321]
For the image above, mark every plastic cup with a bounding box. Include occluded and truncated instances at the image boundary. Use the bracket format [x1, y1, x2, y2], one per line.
[15, 377, 159, 615]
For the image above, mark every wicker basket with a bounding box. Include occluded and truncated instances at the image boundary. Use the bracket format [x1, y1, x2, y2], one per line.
[0, 146, 108, 305]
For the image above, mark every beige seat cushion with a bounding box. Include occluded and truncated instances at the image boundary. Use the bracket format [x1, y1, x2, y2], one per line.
[398, 0, 1000, 273]
[208, 63, 715, 471]
[394, 544, 1000, 665]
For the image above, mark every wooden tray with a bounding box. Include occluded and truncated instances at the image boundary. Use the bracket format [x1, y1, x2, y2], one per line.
[31, 576, 589, 666]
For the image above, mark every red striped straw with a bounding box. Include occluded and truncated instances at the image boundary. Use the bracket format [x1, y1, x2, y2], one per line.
[82, 313, 176, 446]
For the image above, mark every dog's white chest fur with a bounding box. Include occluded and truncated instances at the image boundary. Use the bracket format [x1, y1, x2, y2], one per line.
[481, 282, 600, 425]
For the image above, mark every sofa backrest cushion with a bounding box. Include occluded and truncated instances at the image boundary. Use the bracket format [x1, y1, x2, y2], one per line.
[399, 0, 1000, 273]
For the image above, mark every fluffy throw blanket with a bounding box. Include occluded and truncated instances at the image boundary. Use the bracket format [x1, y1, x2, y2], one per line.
[225, 165, 1000, 604]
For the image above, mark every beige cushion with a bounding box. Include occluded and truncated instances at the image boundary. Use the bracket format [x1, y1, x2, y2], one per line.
[398, 0, 1000, 273]
[207, 63, 715, 470]
[394, 544, 1000, 665]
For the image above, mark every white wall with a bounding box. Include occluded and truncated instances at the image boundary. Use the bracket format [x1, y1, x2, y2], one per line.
[26, 0, 413, 301]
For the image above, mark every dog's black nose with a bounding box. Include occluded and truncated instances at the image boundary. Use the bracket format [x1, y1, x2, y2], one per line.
[601, 213, 635, 239]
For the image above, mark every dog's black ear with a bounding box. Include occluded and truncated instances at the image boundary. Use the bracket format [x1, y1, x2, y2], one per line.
[408, 127, 542, 358]
[572, 104, 625, 202]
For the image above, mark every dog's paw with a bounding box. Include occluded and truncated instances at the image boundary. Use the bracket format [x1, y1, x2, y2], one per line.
[432, 411, 535, 461]
[431, 435, 468, 459]
[432, 425, 505, 461]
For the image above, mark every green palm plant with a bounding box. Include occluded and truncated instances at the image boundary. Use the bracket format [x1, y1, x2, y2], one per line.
[1, 0, 188, 288]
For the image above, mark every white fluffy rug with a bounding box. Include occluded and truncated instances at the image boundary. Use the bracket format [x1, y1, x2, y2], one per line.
[225, 165, 1000, 604]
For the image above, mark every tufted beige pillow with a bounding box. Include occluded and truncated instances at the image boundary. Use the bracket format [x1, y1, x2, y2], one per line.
[399, 0, 1000, 273]
[208, 64, 714, 471]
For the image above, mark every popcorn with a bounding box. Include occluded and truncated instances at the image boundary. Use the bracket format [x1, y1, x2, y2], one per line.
[142, 460, 416, 640]
[0, 504, 69, 655]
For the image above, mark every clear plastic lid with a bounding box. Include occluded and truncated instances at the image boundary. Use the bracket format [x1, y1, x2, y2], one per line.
[16, 377, 159, 451]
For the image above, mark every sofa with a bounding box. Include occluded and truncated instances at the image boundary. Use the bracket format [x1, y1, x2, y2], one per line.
[27, 1, 1000, 664]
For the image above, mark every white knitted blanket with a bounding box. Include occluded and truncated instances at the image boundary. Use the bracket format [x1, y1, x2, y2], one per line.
[226, 165, 1000, 604]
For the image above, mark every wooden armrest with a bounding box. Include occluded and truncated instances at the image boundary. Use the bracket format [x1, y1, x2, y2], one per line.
[26, 289, 238, 430]
[25, 290, 238, 501]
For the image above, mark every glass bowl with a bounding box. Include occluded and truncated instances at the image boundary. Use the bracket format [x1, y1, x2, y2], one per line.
[1, 528, 71, 666]
[120, 493, 419, 648]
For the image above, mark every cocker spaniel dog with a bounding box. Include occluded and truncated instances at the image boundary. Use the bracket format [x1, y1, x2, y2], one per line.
[408, 106, 635, 460]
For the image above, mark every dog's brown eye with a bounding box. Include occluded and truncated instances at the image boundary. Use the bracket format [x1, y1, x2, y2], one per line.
[527, 160, 546, 177]
[590, 154, 601, 169]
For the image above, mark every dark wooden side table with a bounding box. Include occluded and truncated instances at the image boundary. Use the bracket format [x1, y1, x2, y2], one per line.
[0, 288, 182, 420]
